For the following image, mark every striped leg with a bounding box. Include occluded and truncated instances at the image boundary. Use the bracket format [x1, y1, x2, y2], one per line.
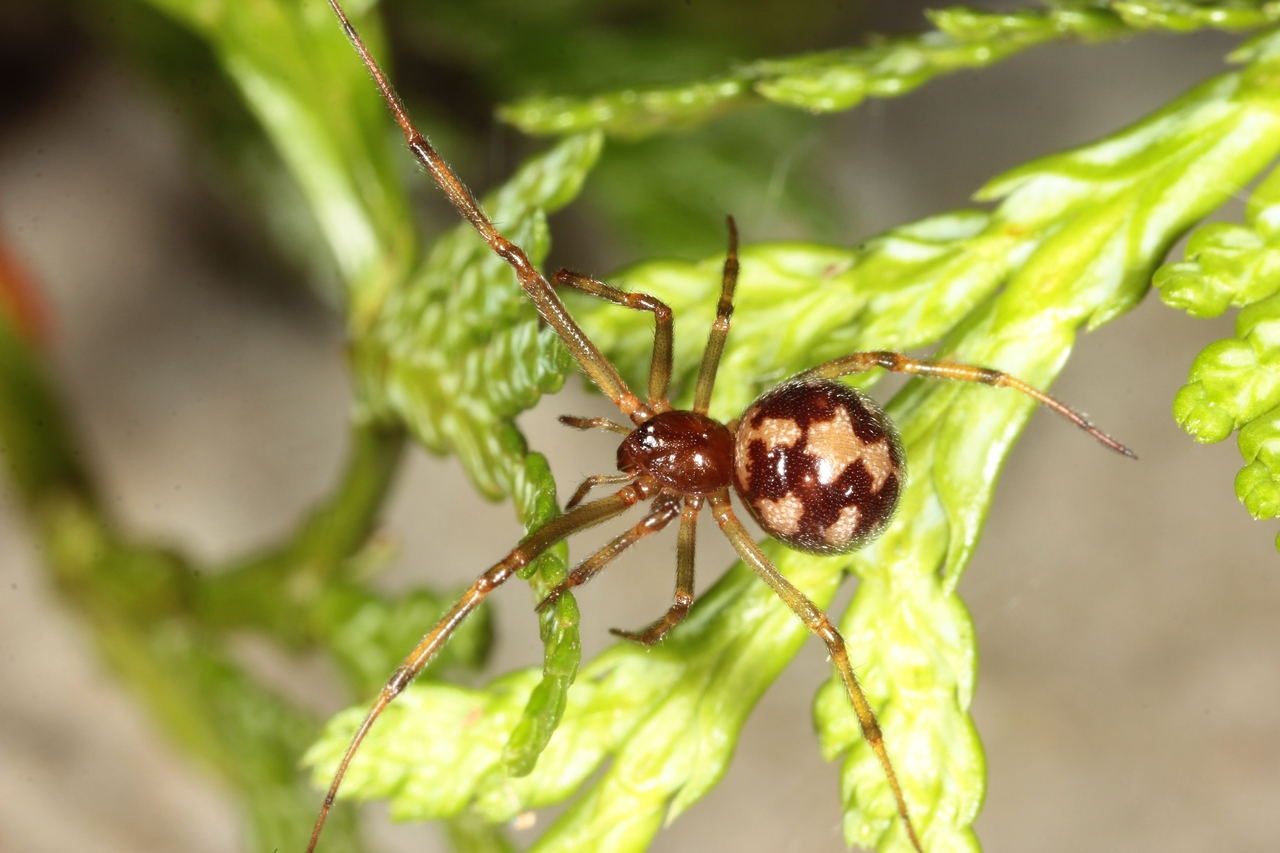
[537, 493, 683, 610]
[612, 495, 702, 645]
[563, 473, 635, 512]
[708, 490, 924, 853]
[553, 269, 674, 409]
[797, 350, 1134, 457]
[692, 216, 740, 414]
[305, 479, 657, 853]
[558, 415, 630, 435]
[323, 0, 652, 424]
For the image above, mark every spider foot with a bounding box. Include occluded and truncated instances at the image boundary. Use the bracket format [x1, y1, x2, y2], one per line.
[535, 587, 567, 613]
[609, 625, 666, 647]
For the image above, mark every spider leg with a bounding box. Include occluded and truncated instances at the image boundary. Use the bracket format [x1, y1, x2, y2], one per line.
[692, 216, 740, 414]
[612, 495, 701, 645]
[797, 350, 1135, 458]
[306, 478, 658, 853]
[708, 490, 925, 853]
[324, 0, 652, 424]
[553, 269, 674, 410]
[537, 492, 683, 611]
[559, 415, 630, 435]
[564, 472, 634, 511]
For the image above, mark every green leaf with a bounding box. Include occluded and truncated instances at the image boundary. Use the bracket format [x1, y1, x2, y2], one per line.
[1157, 124, 1280, 530]
[35, 497, 369, 853]
[139, 0, 418, 328]
[306, 548, 841, 846]
[499, 76, 750, 141]
[0, 318, 88, 506]
[1176, 329, 1280, 443]
[502, 591, 580, 776]
[356, 132, 601, 501]
[499, 2, 1276, 138]
[570, 211, 1000, 422]
[1154, 224, 1280, 318]
[817, 41, 1280, 851]
[347, 133, 603, 780]
[317, 583, 496, 696]
[1155, 161, 1280, 317]
[1113, 0, 1280, 32]
[1162, 169, 1280, 443]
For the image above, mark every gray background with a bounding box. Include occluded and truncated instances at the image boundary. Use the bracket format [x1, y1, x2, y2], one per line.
[1, 5, 1278, 853]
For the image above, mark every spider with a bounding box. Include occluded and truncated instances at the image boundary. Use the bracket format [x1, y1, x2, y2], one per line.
[310, 3, 1135, 851]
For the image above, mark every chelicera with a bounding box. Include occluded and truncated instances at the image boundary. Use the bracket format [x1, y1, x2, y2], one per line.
[310, 3, 1136, 852]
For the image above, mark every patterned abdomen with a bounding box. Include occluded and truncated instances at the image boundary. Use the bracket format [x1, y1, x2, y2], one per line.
[732, 380, 905, 554]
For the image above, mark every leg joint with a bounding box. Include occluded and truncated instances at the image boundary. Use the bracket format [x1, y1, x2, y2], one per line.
[814, 616, 844, 651]
[387, 665, 413, 698]
[494, 237, 534, 275]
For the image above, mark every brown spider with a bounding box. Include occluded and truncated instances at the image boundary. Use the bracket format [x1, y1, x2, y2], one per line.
[310, 3, 1136, 851]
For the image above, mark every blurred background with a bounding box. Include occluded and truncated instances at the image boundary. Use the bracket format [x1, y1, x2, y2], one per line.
[1, 1, 1278, 852]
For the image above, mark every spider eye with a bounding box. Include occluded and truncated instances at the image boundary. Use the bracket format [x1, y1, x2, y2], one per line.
[732, 380, 904, 554]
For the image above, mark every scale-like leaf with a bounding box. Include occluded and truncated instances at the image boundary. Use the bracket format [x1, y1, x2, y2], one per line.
[820, 36, 1280, 851]
[356, 132, 600, 500]
[141, 0, 417, 326]
[1156, 37, 1280, 533]
[354, 132, 604, 780]
[1169, 293, 1280, 520]
[500, 2, 1276, 138]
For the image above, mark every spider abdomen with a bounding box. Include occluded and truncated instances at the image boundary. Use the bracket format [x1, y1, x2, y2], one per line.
[618, 410, 736, 495]
[732, 380, 905, 554]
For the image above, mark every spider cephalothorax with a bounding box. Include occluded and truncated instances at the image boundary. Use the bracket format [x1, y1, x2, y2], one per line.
[617, 410, 735, 495]
[309, 3, 1135, 852]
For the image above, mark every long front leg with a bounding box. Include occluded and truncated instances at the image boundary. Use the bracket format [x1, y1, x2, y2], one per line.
[708, 491, 924, 853]
[324, 0, 650, 423]
[306, 479, 658, 853]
